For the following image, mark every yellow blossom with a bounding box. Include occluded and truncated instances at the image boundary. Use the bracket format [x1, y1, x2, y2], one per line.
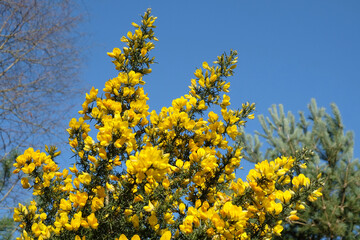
[87, 213, 99, 229]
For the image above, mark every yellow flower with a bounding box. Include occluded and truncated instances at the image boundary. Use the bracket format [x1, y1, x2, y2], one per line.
[164, 212, 175, 224]
[160, 230, 171, 240]
[118, 234, 128, 240]
[308, 188, 323, 202]
[179, 203, 186, 214]
[60, 199, 72, 211]
[292, 174, 310, 190]
[31, 222, 50, 238]
[40, 213, 47, 221]
[211, 213, 225, 232]
[107, 48, 121, 58]
[143, 201, 155, 212]
[148, 212, 158, 227]
[208, 111, 219, 123]
[106, 182, 115, 192]
[288, 210, 299, 221]
[133, 195, 143, 203]
[273, 224, 283, 235]
[65, 212, 82, 231]
[131, 235, 140, 240]
[21, 178, 30, 189]
[126, 146, 170, 184]
[69, 164, 78, 174]
[124, 209, 133, 216]
[272, 202, 283, 215]
[69, 138, 78, 148]
[22, 163, 35, 174]
[70, 191, 88, 208]
[198, 100, 207, 110]
[131, 214, 139, 228]
[75, 235, 86, 240]
[226, 125, 238, 140]
[162, 178, 170, 189]
[220, 94, 231, 109]
[79, 173, 91, 185]
[91, 197, 104, 212]
[283, 190, 292, 203]
[202, 61, 210, 70]
[87, 213, 99, 229]
[248, 114, 255, 119]
[54, 212, 69, 228]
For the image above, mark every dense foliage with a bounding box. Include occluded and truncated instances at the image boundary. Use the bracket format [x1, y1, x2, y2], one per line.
[238, 100, 359, 239]
[12, 10, 322, 240]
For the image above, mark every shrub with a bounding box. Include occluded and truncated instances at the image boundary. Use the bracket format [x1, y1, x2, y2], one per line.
[12, 9, 321, 240]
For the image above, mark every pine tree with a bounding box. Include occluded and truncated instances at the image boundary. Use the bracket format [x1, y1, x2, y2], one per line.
[11, 9, 322, 240]
[0, 150, 19, 240]
[238, 99, 360, 239]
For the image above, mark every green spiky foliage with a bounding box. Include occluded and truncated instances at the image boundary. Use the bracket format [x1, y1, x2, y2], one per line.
[238, 99, 360, 240]
[0, 149, 20, 240]
[0, 217, 15, 240]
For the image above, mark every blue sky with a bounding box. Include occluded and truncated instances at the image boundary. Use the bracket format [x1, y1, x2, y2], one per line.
[74, 1, 360, 176]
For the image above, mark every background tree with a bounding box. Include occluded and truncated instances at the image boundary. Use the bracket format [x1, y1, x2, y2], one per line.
[238, 99, 360, 239]
[0, 0, 83, 238]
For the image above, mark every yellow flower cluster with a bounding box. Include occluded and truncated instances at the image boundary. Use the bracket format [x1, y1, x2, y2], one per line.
[13, 9, 322, 240]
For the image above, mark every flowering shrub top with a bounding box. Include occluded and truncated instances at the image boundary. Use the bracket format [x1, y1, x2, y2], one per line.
[13, 9, 322, 240]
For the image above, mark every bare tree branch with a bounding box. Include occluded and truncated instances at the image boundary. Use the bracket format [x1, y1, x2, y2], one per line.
[0, 0, 85, 237]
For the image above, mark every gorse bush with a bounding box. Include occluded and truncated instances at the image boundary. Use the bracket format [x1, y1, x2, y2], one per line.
[12, 9, 322, 240]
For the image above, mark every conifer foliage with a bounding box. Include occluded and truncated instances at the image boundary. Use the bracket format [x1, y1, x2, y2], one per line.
[238, 99, 360, 239]
[13, 10, 321, 240]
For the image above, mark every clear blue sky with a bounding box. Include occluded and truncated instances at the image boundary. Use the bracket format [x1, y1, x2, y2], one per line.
[73, 1, 360, 176]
